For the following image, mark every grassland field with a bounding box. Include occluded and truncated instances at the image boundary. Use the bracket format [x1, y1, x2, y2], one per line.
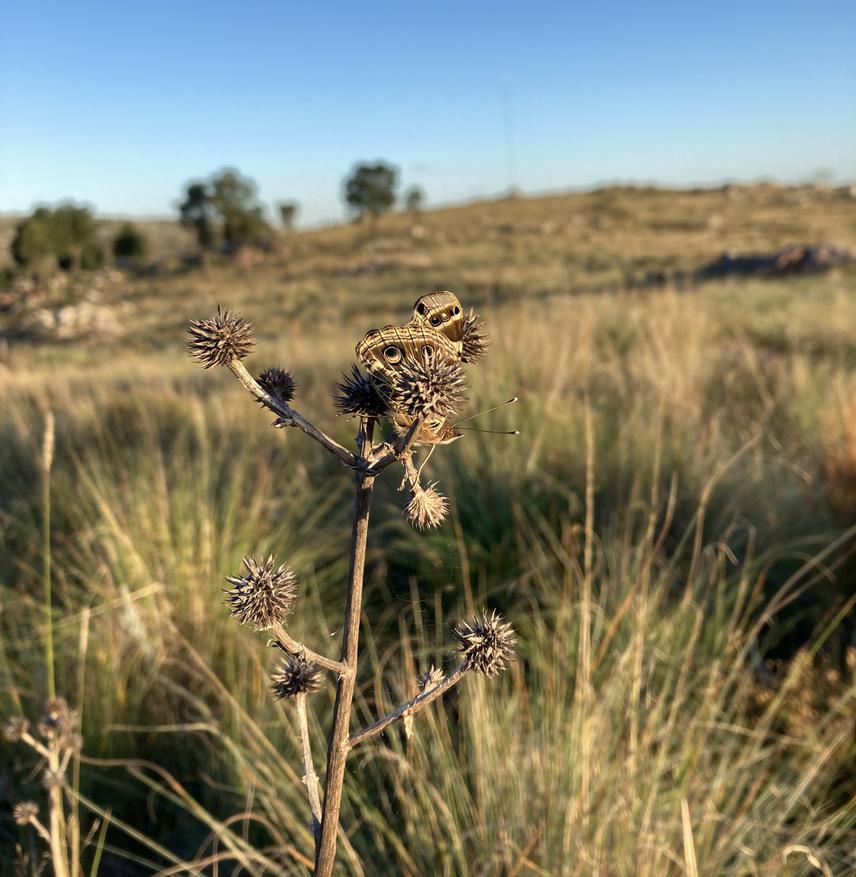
[1, 183, 856, 875]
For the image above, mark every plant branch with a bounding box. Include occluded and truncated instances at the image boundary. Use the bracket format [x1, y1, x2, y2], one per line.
[295, 693, 322, 847]
[226, 359, 356, 469]
[315, 419, 375, 877]
[348, 663, 468, 749]
[270, 621, 348, 678]
[367, 416, 424, 473]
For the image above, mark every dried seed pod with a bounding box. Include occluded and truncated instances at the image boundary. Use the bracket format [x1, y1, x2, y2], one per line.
[271, 654, 323, 699]
[12, 801, 39, 826]
[2, 716, 28, 742]
[406, 483, 449, 530]
[334, 365, 389, 418]
[460, 309, 489, 363]
[258, 367, 296, 405]
[225, 555, 298, 631]
[454, 610, 517, 677]
[187, 306, 255, 368]
[392, 354, 467, 420]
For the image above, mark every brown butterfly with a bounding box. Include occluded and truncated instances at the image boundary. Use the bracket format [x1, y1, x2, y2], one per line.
[355, 317, 464, 445]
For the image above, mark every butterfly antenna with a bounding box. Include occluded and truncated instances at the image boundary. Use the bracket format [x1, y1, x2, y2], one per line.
[416, 444, 438, 482]
[456, 427, 520, 436]
[453, 397, 518, 427]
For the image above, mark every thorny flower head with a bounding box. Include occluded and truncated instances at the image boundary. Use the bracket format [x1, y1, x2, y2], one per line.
[2, 716, 29, 743]
[392, 354, 467, 420]
[335, 365, 389, 418]
[271, 654, 323, 699]
[460, 309, 489, 363]
[417, 665, 445, 693]
[257, 367, 296, 405]
[454, 610, 517, 677]
[12, 802, 39, 826]
[187, 306, 255, 368]
[37, 698, 79, 748]
[406, 483, 449, 530]
[225, 555, 297, 630]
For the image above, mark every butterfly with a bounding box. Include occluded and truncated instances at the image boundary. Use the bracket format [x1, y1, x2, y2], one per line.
[355, 293, 467, 445]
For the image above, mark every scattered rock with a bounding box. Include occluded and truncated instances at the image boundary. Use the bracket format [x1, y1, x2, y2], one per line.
[696, 244, 853, 280]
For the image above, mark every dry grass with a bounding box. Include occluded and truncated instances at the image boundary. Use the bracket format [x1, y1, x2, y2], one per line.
[1, 184, 855, 874]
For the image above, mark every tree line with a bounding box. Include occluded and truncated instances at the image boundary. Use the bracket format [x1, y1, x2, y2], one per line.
[7, 161, 424, 280]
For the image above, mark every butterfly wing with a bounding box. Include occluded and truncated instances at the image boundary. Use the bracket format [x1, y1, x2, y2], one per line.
[410, 291, 465, 348]
[355, 323, 461, 444]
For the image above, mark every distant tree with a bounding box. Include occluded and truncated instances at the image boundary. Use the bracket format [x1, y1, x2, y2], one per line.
[344, 162, 398, 220]
[113, 223, 148, 262]
[179, 182, 217, 256]
[11, 208, 57, 277]
[404, 186, 425, 214]
[211, 169, 272, 250]
[10, 203, 100, 278]
[278, 201, 299, 231]
[51, 203, 98, 273]
[179, 169, 272, 256]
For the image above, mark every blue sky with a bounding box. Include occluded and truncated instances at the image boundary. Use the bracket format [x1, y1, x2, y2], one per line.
[1, 0, 854, 225]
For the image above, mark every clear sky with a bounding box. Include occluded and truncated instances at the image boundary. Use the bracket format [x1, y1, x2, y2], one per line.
[1, 0, 854, 225]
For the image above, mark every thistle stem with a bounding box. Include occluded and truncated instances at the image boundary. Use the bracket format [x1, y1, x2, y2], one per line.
[227, 359, 356, 468]
[315, 419, 374, 877]
[348, 662, 468, 748]
[295, 693, 323, 846]
[269, 621, 348, 678]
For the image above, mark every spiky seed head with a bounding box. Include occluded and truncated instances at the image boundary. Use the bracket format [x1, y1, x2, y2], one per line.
[37, 698, 79, 745]
[454, 610, 517, 677]
[3, 716, 28, 742]
[270, 654, 323, 699]
[187, 306, 255, 368]
[460, 309, 489, 363]
[417, 665, 445, 693]
[41, 768, 66, 791]
[392, 354, 467, 420]
[12, 802, 39, 826]
[257, 367, 296, 405]
[406, 483, 449, 530]
[225, 555, 297, 631]
[334, 365, 389, 418]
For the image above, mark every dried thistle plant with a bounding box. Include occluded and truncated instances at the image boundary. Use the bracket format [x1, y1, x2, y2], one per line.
[4, 697, 90, 877]
[187, 291, 515, 876]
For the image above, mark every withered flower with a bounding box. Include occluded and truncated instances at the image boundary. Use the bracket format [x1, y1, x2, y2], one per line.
[460, 309, 489, 363]
[258, 367, 296, 405]
[393, 354, 467, 420]
[454, 610, 517, 677]
[37, 698, 79, 745]
[225, 555, 297, 630]
[187, 306, 255, 368]
[2, 716, 28, 742]
[271, 654, 323, 699]
[335, 365, 389, 418]
[406, 483, 449, 530]
[12, 801, 39, 826]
